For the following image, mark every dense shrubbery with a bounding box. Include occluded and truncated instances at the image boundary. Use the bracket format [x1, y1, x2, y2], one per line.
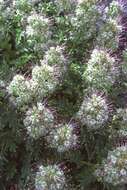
[1, 0, 127, 189]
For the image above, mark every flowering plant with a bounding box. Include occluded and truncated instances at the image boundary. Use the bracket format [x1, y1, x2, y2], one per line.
[1, 0, 127, 190]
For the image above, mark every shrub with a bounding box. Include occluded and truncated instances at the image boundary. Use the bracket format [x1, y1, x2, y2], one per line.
[1, 0, 127, 190]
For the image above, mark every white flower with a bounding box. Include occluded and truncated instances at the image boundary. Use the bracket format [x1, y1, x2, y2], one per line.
[23, 103, 54, 139]
[113, 108, 127, 138]
[26, 12, 50, 38]
[120, 169, 127, 176]
[77, 92, 110, 130]
[97, 18, 121, 50]
[42, 46, 66, 79]
[7, 75, 32, 106]
[35, 164, 67, 190]
[43, 46, 66, 67]
[83, 49, 119, 91]
[95, 146, 127, 186]
[25, 12, 51, 52]
[77, 0, 98, 6]
[25, 25, 34, 37]
[71, 0, 99, 43]
[105, 1, 121, 18]
[31, 64, 57, 98]
[47, 123, 79, 152]
[55, 0, 77, 13]
[110, 155, 117, 165]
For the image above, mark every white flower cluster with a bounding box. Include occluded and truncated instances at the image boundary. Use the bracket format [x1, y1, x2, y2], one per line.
[7, 75, 32, 106]
[35, 164, 67, 190]
[27, 13, 49, 35]
[116, 108, 127, 125]
[7, 65, 57, 106]
[71, 0, 99, 41]
[113, 108, 127, 138]
[23, 103, 54, 139]
[12, 0, 47, 19]
[96, 0, 122, 51]
[43, 46, 66, 67]
[47, 123, 79, 152]
[77, 92, 110, 130]
[31, 64, 57, 99]
[83, 49, 119, 91]
[117, 129, 127, 138]
[77, 0, 98, 5]
[30, 46, 66, 98]
[12, 1, 50, 54]
[43, 46, 66, 79]
[8, 46, 66, 107]
[95, 146, 127, 186]
[97, 18, 121, 50]
[13, 0, 31, 7]
[26, 12, 51, 51]
[55, 0, 77, 13]
[105, 1, 121, 18]
[12, 0, 37, 16]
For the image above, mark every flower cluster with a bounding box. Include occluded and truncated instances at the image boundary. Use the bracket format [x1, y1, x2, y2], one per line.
[43, 46, 66, 67]
[3, 1, 126, 189]
[26, 13, 50, 35]
[116, 108, 127, 125]
[26, 12, 51, 52]
[43, 46, 66, 79]
[95, 146, 127, 186]
[77, 0, 98, 6]
[83, 49, 119, 91]
[47, 123, 79, 152]
[96, 0, 122, 51]
[12, 0, 32, 9]
[96, 18, 121, 50]
[98, 1, 121, 49]
[35, 164, 67, 190]
[31, 64, 57, 99]
[105, 1, 121, 18]
[77, 92, 110, 130]
[55, 0, 77, 13]
[23, 103, 54, 139]
[117, 129, 127, 138]
[71, 0, 100, 42]
[7, 75, 32, 106]
[7, 64, 57, 106]
[7, 45, 66, 107]
[112, 108, 127, 138]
